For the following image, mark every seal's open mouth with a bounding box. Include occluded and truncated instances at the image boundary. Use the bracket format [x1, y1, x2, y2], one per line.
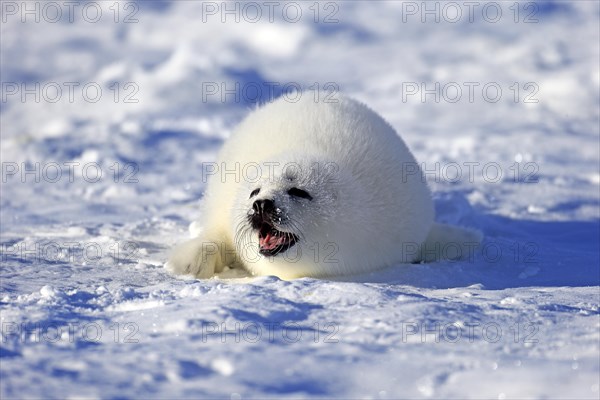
[258, 222, 298, 256]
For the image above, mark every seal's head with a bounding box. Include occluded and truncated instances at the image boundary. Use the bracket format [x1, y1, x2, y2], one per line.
[231, 155, 347, 278]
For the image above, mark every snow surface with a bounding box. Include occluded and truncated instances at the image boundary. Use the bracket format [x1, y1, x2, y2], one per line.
[1, 1, 599, 398]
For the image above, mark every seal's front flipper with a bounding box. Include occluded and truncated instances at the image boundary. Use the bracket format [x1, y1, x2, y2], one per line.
[420, 223, 483, 262]
[166, 236, 222, 279]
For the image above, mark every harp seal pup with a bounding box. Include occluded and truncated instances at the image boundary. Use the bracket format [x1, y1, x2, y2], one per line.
[167, 93, 481, 280]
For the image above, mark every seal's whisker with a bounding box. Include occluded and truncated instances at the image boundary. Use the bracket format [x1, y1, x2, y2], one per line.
[286, 218, 306, 243]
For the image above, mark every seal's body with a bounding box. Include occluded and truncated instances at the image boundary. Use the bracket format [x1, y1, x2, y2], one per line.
[167, 94, 480, 279]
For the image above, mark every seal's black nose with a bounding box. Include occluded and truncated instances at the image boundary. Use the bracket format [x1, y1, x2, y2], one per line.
[253, 199, 275, 215]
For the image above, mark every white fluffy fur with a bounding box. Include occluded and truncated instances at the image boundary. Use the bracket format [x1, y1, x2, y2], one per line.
[167, 94, 481, 279]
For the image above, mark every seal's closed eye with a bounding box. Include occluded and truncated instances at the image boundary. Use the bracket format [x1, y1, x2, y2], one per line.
[249, 188, 260, 198]
[288, 187, 312, 200]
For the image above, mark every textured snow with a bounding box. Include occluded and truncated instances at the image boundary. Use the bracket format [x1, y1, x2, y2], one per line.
[1, 1, 599, 399]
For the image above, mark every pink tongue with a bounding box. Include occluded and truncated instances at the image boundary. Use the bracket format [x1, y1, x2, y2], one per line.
[259, 233, 286, 250]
